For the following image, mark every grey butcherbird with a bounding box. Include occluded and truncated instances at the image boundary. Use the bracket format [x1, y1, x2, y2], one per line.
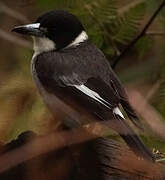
[12, 10, 154, 161]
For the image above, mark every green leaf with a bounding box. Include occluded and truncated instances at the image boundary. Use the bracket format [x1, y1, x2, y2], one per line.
[112, 1, 146, 45]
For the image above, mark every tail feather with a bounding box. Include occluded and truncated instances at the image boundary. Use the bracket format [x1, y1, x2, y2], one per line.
[107, 115, 155, 161]
[121, 99, 143, 130]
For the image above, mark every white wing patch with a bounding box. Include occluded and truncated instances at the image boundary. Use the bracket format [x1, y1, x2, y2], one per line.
[113, 107, 125, 119]
[74, 84, 124, 119]
[74, 84, 110, 108]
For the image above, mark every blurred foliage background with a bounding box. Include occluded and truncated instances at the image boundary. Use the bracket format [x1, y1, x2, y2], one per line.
[0, 0, 165, 153]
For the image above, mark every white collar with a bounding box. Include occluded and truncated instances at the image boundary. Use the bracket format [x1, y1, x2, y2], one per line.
[67, 31, 88, 48]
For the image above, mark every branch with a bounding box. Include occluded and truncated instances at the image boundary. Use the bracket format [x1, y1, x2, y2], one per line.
[0, 128, 163, 179]
[112, 0, 165, 69]
[0, 122, 108, 173]
[0, 118, 160, 175]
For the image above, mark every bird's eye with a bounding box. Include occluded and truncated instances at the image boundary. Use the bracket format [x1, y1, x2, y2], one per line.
[39, 27, 47, 32]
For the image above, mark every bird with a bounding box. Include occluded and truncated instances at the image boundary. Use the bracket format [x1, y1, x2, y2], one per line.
[12, 10, 154, 161]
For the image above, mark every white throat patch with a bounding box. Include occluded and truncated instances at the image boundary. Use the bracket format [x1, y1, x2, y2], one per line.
[32, 37, 56, 58]
[67, 31, 88, 48]
[32, 30, 88, 58]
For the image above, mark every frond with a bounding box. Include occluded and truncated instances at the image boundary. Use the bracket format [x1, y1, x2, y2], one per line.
[112, 1, 146, 45]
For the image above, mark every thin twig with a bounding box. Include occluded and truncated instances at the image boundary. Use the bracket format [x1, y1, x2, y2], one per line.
[0, 2, 31, 48]
[112, 0, 165, 69]
[146, 81, 160, 100]
[0, 28, 32, 49]
[128, 89, 165, 139]
[118, 0, 145, 16]
[146, 31, 165, 36]
[156, 158, 165, 162]
[0, 2, 30, 23]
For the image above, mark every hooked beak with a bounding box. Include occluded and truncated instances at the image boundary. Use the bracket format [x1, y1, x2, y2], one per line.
[12, 23, 45, 37]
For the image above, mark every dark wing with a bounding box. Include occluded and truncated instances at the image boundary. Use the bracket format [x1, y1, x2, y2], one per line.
[38, 71, 122, 120]
[109, 74, 143, 130]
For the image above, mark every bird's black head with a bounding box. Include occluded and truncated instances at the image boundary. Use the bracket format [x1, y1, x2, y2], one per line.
[12, 10, 88, 50]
